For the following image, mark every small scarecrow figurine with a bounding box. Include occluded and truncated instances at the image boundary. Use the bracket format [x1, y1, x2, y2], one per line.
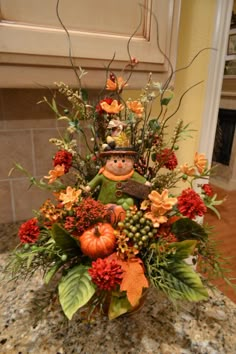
[85, 148, 151, 210]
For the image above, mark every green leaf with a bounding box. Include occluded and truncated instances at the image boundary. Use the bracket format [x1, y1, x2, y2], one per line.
[52, 98, 58, 112]
[44, 261, 63, 284]
[51, 223, 79, 251]
[108, 293, 132, 320]
[161, 96, 173, 106]
[58, 116, 70, 121]
[168, 240, 197, 260]
[171, 218, 208, 242]
[58, 264, 96, 320]
[206, 204, 221, 219]
[161, 261, 208, 302]
[148, 119, 160, 133]
[151, 152, 157, 162]
[81, 89, 88, 102]
[26, 253, 35, 269]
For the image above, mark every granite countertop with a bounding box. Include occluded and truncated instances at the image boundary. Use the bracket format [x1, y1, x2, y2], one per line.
[1, 222, 236, 354]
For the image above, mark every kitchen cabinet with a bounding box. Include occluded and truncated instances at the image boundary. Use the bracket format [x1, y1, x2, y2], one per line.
[0, 0, 181, 88]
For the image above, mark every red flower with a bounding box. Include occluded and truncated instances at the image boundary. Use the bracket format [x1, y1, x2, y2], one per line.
[96, 98, 114, 114]
[201, 183, 214, 197]
[157, 223, 178, 243]
[177, 188, 207, 219]
[64, 216, 75, 230]
[89, 258, 123, 291]
[157, 148, 178, 170]
[18, 218, 40, 244]
[53, 150, 73, 173]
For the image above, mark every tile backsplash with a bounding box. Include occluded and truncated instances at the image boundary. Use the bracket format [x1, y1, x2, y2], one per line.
[0, 88, 67, 223]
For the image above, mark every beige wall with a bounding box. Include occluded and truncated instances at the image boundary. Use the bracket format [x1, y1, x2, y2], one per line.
[174, 0, 216, 165]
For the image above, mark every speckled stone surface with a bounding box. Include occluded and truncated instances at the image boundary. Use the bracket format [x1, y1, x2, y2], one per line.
[1, 222, 236, 354]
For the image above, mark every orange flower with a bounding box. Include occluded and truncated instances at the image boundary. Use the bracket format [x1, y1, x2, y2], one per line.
[106, 77, 127, 91]
[44, 165, 65, 184]
[148, 189, 177, 215]
[143, 190, 177, 228]
[144, 212, 168, 228]
[180, 163, 195, 176]
[100, 99, 124, 114]
[126, 100, 144, 117]
[59, 186, 81, 210]
[40, 199, 63, 222]
[194, 152, 207, 174]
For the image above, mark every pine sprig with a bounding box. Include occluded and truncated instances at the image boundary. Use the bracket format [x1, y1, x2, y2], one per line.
[145, 241, 208, 302]
[197, 236, 236, 290]
[3, 238, 65, 282]
[151, 171, 181, 190]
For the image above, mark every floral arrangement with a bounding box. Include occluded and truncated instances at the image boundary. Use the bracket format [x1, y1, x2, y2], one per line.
[6, 44, 230, 321]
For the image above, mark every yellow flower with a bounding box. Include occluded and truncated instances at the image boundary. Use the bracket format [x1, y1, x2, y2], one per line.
[126, 100, 144, 117]
[100, 99, 124, 114]
[44, 165, 65, 184]
[194, 152, 207, 174]
[59, 186, 81, 210]
[106, 77, 127, 91]
[180, 163, 195, 176]
[140, 199, 150, 210]
[148, 189, 177, 215]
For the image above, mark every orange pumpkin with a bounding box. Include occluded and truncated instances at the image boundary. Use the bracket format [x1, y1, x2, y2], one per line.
[79, 223, 116, 259]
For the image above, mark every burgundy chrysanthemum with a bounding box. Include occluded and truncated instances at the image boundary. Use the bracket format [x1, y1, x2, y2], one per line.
[18, 218, 40, 244]
[64, 197, 109, 235]
[63, 216, 75, 230]
[177, 188, 207, 219]
[88, 258, 123, 291]
[96, 98, 114, 114]
[201, 183, 214, 197]
[53, 150, 73, 173]
[157, 148, 178, 170]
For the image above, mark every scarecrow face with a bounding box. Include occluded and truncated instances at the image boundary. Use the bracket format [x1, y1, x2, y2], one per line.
[105, 154, 134, 176]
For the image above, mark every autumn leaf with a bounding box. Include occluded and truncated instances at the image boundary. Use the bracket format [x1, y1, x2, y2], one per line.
[121, 258, 149, 306]
[108, 254, 149, 307]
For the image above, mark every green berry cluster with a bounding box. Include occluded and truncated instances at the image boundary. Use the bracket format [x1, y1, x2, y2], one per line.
[117, 210, 157, 251]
